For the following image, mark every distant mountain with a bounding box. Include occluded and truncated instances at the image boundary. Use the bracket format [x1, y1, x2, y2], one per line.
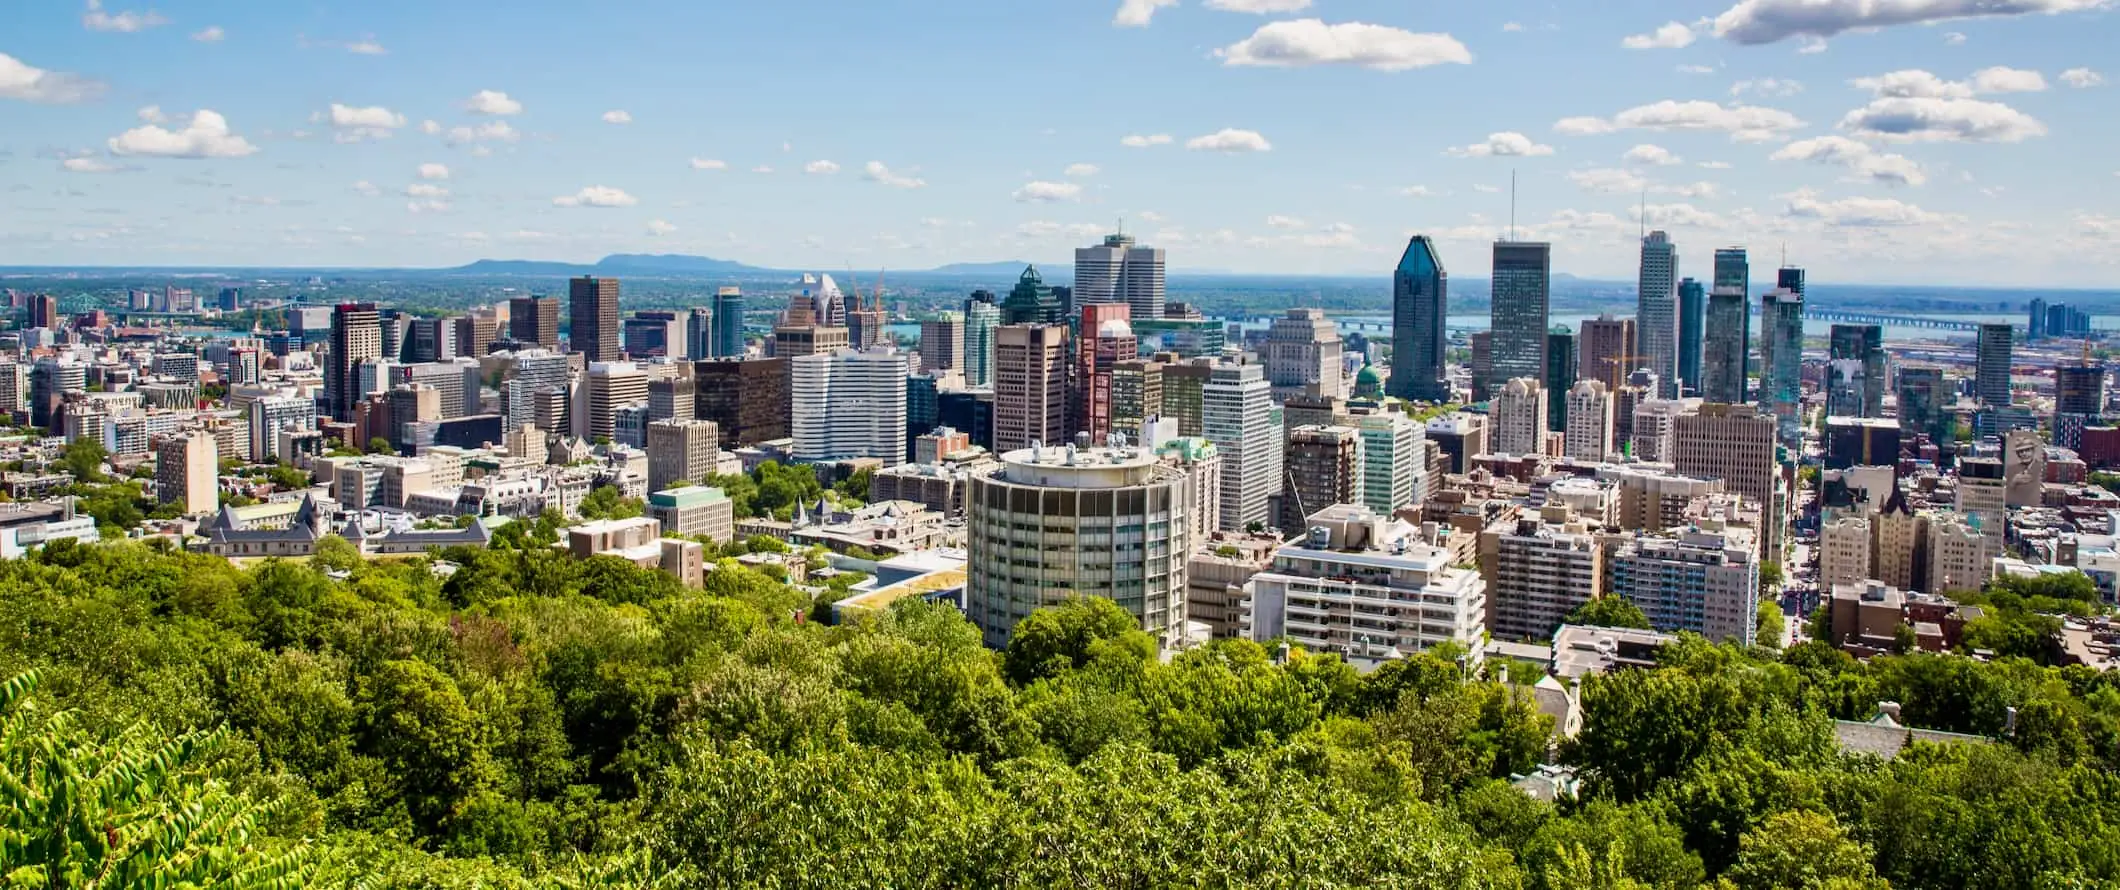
[447, 259, 593, 275]
[592, 253, 770, 275]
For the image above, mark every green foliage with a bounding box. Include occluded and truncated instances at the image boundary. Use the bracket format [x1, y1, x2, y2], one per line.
[1565, 596, 1652, 630]
[1757, 601, 1786, 648]
[832, 467, 873, 504]
[60, 437, 109, 483]
[575, 485, 643, 521]
[367, 436, 395, 455]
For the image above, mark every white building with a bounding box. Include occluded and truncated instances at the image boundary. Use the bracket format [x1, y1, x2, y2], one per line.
[1563, 379, 1614, 463]
[1820, 514, 1873, 592]
[791, 348, 910, 466]
[1491, 377, 1547, 456]
[1242, 504, 1486, 669]
[1355, 412, 1425, 517]
[1630, 398, 1698, 463]
[1202, 362, 1281, 532]
[1607, 528, 1759, 645]
[247, 395, 317, 463]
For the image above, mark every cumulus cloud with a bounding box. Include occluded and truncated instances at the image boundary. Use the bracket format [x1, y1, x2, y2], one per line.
[1943, 31, 1968, 44]
[326, 103, 407, 142]
[1622, 144, 1682, 165]
[0, 53, 106, 104]
[803, 159, 840, 175]
[344, 38, 387, 55]
[351, 180, 381, 196]
[82, 0, 167, 32]
[1064, 163, 1100, 177]
[1970, 66, 2047, 92]
[107, 109, 258, 158]
[61, 157, 132, 174]
[443, 120, 518, 147]
[1782, 189, 1957, 226]
[403, 183, 448, 198]
[1265, 214, 1307, 229]
[1205, 0, 1313, 11]
[417, 163, 449, 181]
[406, 198, 449, 214]
[1215, 19, 1472, 71]
[1851, 69, 1972, 98]
[1447, 131, 1555, 157]
[646, 219, 676, 236]
[601, 109, 632, 124]
[2061, 67, 2105, 87]
[463, 90, 523, 115]
[862, 161, 926, 188]
[689, 157, 727, 170]
[1113, 0, 1178, 27]
[1839, 96, 2045, 142]
[1633, 202, 1726, 228]
[1399, 185, 1434, 197]
[1121, 133, 1173, 147]
[1014, 180, 1084, 203]
[191, 25, 223, 42]
[1731, 77, 1804, 97]
[1186, 128, 1274, 152]
[1770, 135, 1927, 185]
[1554, 100, 1805, 142]
[1016, 221, 1107, 240]
[1568, 168, 1648, 194]
[1710, 0, 2110, 45]
[552, 186, 638, 208]
[1622, 22, 1696, 49]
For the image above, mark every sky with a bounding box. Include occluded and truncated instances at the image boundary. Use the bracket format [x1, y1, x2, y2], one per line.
[2, 0, 2118, 286]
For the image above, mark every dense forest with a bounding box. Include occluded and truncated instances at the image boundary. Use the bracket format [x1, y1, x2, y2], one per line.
[5, 535, 2120, 888]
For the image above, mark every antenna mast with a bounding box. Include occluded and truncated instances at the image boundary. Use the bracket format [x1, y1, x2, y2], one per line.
[1509, 170, 1518, 241]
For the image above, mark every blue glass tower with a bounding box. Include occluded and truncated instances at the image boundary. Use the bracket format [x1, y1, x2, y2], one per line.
[1388, 236, 1450, 402]
[1677, 277, 1705, 396]
[710, 287, 745, 358]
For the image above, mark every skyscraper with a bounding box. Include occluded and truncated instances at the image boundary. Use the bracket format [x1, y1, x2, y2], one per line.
[1262, 308, 1344, 401]
[1202, 362, 1281, 532]
[1072, 304, 1137, 442]
[992, 325, 1069, 453]
[1355, 412, 1425, 516]
[1073, 231, 1166, 320]
[711, 287, 745, 358]
[326, 302, 382, 422]
[686, 307, 715, 360]
[1776, 265, 1805, 296]
[1492, 377, 1548, 456]
[1760, 287, 1804, 445]
[1002, 265, 1063, 326]
[1701, 294, 1749, 405]
[1896, 365, 1950, 444]
[1827, 324, 1886, 418]
[569, 276, 622, 362]
[580, 361, 648, 444]
[1637, 231, 1678, 397]
[1976, 323, 2013, 407]
[155, 430, 218, 515]
[1387, 236, 1450, 403]
[791, 349, 909, 466]
[1563, 379, 1614, 463]
[1490, 241, 1551, 390]
[2030, 297, 2049, 341]
[1677, 277, 1706, 396]
[962, 299, 1000, 388]
[1579, 314, 1637, 390]
[509, 295, 561, 350]
[1281, 425, 1362, 531]
[920, 312, 965, 374]
[1545, 328, 1577, 433]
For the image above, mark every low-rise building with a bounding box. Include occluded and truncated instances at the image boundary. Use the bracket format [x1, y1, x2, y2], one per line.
[566, 516, 705, 587]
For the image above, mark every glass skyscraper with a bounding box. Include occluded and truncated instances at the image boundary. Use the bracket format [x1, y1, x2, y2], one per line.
[1701, 248, 1750, 405]
[1490, 241, 1551, 392]
[1545, 328, 1577, 432]
[1388, 236, 1450, 403]
[1828, 324, 1885, 418]
[1677, 277, 1705, 397]
[1760, 287, 1804, 446]
[710, 287, 745, 358]
[962, 299, 1000, 388]
[1637, 231, 1678, 398]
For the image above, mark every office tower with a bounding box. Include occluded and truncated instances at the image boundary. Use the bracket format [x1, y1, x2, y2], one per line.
[646, 418, 722, 491]
[1673, 403, 1778, 511]
[992, 325, 1069, 453]
[398, 360, 482, 419]
[1637, 231, 1678, 397]
[847, 287, 887, 351]
[1776, 265, 1805, 296]
[1701, 289, 1749, 404]
[1760, 287, 1805, 445]
[326, 302, 382, 422]
[218, 288, 241, 311]
[1976, 323, 2013, 406]
[1354, 412, 1426, 514]
[772, 323, 850, 360]
[1490, 241, 1551, 389]
[1282, 425, 1362, 530]
[686, 307, 716, 361]
[569, 276, 622, 362]
[1002, 265, 1063, 325]
[509, 296, 561, 350]
[791, 349, 910, 466]
[920, 312, 966, 373]
[1486, 514, 1603, 641]
[1563, 380, 1614, 463]
[151, 353, 200, 382]
[1203, 362, 1281, 532]
[1160, 360, 1210, 437]
[246, 396, 316, 463]
[378, 310, 409, 363]
[1895, 365, 1950, 443]
[710, 288, 746, 358]
[937, 391, 994, 452]
[28, 360, 84, 429]
[1491, 377, 1547, 455]
[693, 357, 790, 448]
[457, 310, 499, 359]
[501, 350, 571, 432]
[1545, 328, 1576, 432]
[648, 375, 694, 423]
[1073, 304, 1137, 442]
[1827, 324, 1887, 418]
[962, 300, 1000, 388]
[2043, 302, 2092, 339]
[1676, 277, 1706, 396]
[1243, 504, 1487, 662]
[28, 294, 60, 330]
[581, 361, 649, 443]
[1579, 314, 1637, 389]
[2030, 297, 2049, 342]
[965, 442, 1194, 648]
[0, 360, 21, 418]
[1824, 418, 1902, 470]
[2056, 365, 2105, 416]
[1263, 308, 1345, 401]
[1609, 530, 1759, 645]
[623, 309, 686, 359]
[1111, 359, 1165, 438]
[386, 384, 442, 453]
[1073, 231, 1165, 320]
[155, 430, 218, 515]
[1469, 331, 1493, 402]
[403, 317, 456, 363]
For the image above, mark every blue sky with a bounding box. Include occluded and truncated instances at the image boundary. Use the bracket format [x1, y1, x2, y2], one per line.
[2, 0, 2117, 285]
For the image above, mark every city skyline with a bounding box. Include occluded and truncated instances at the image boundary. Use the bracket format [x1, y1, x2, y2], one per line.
[1, 1, 2116, 286]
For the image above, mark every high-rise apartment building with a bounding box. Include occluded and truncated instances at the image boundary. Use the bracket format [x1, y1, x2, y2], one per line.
[962, 300, 1000, 388]
[508, 295, 561, 351]
[1609, 529, 1759, 645]
[1073, 304, 1137, 443]
[1073, 231, 1166, 320]
[1242, 504, 1487, 666]
[646, 418, 721, 492]
[1263, 308, 1345, 401]
[1282, 425, 1362, 530]
[1637, 231, 1678, 397]
[992, 325, 1069, 453]
[1492, 377, 1547, 456]
[155, 430, 219, 515]
[1484, 513, 1603, 641]
[1202, 362, 1281, 532]
[1545, 328, 1577, 433]
[326, 302, 383, 422]
[568, 276, 622, 362]
[1579, 314, 1637, 390]
[580, 361, 648, 444]
[920, 312, 965, 374]
[1677, 277, 1706, 396]
[1388, 236, 1450, 403]
[1563, 379, 1614, 462]
[1976, 323, 2013, 406]
[711, 288, 745, 358]
[791, 349, 910, 466]
[1759, 287, 1804, 445]
[1673, 402, 1778, 512]
[1827, 324, 1886, 418]
[1490, 241, 1552, 390]
[1355, 412, 1425, 516]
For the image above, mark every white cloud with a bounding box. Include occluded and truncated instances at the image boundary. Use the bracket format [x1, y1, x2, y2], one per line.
[2061, 67, 2105, 87]
[1137, 210, 1167, 222]
[601, 109, 632, 124]
[82, 0, 167, 32]
[1113, 0, 1178, 27]
[1064, 163, 1100, 177]
[0, 53, 106, 104]
[1797, 36, 1830, 53]
[1503, 21, 1526, 32]
[405, 199, 449, 214]
[1677, 64, 1718, 74]
[1698, 160, 1734, 169]
[1770, 135, 1927, 185]
[646, 219, 677, 236]
[1013, 180, 1083, 203]
[1730, 77, 1804, 97]
[463, 90, 523, 115]
[61, 157, 130, 174]
[403, 183, 448, 198]
[1399, 185, 1434, 197]
[326, 103, 407, 143]
[552, 186, 638, 208]
[1265, 214, 1307, 229]
[191, 25, 223, 42]
[443, 120, 518, 147]
[752, 165, 774, 174]
[351, 180, 381, 196]
[1622, 143, 1682, 165]
[1215, 19, 1473, 71]
[1852, 69, 1972, 98]
[1970, 66, 2047, 93]
[1632, 202, 1726, 228]
[1446, 131, 1555, 157]
[344, 39, 387, 55]
[1015, 220, 1107, 240]
[1710, 0, 2110, 45]
[1472, 184, 1501, 193]
[1782, 189, 1957, 226]
[862, 160, 926, 188]
[1622, 22, 1696, 49]
[416, 163, 450, 181]
[1943, 31, 1968, 44]
[107, 109, 258, 158]
[1839, 96, 2046, 142]
[1663, 181, 1721, 199]
[1186, 128, 1274, 152]
[136, 105, 168, 123]
[1205, 0, 1313, 11]
[804, 159, 840, 175]
[1568, 167, 1648, 194]
[689, 157, 727, 170]
[1554, 100, 1805, 142]
[1121, 133, 1173, 148]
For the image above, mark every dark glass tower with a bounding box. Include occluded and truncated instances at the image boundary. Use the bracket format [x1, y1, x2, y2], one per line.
[1490, 242, 1552, 390]
[569, 275, 622, 362]
[1002, 265, 1063, 326]
[1544, 328, 1577, 432]
[1388, 236, 1450, 403]
[1701, 248, 1750, 404]
[711, 287, 745, 358]
[1677, 277, 1705, 397]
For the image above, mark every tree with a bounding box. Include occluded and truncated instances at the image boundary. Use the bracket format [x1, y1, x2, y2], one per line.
[60, 437, 108, 483]
[1756, 601, 1785, 648]
[369, 435, 396, 454]
[577, 484, 643, 521]
[1723, 810, 1889, 890]
[1759, 561, 1785, 591]
[834, 466, 874, 504]
[1004, 597, 1153, 686]
[1565, 596, 1652, 630]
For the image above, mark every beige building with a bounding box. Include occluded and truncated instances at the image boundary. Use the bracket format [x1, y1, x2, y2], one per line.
[1283, 425, 1362, 531]
[1491, 377, 1547, 456]
[1262, 308, 1345, 401]
[1630, 398, 1699, 463]
[1927, 512, 1996, 594]
[567, 516, 705, 587]
[1185, 531, 1280, 639]
[648, 486, 735, 543]
[1481, 508, 1603, 642]
[1819, 514, 1873, 591]
[1562, 379, 1614, 463]
[919, 313, 965, 373]
[646, 418, 721, 492]
[579, 361, 649, 444]
[1602, 464, 1725, 533]
[992, 325, 1069, 454]
[154, 430, 218, 515]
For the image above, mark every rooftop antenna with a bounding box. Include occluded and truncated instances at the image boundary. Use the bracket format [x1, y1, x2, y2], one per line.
[1509, 169, 1518, 241]
[1638, 187, 1647, 240]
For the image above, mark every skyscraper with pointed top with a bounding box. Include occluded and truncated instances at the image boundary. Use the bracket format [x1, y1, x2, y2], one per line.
[1387, 236, 1450, 403]
[1637, 231, 1678, 397]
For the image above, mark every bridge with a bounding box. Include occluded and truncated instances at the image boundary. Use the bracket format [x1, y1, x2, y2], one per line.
[1799, 309, 1993, 332]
